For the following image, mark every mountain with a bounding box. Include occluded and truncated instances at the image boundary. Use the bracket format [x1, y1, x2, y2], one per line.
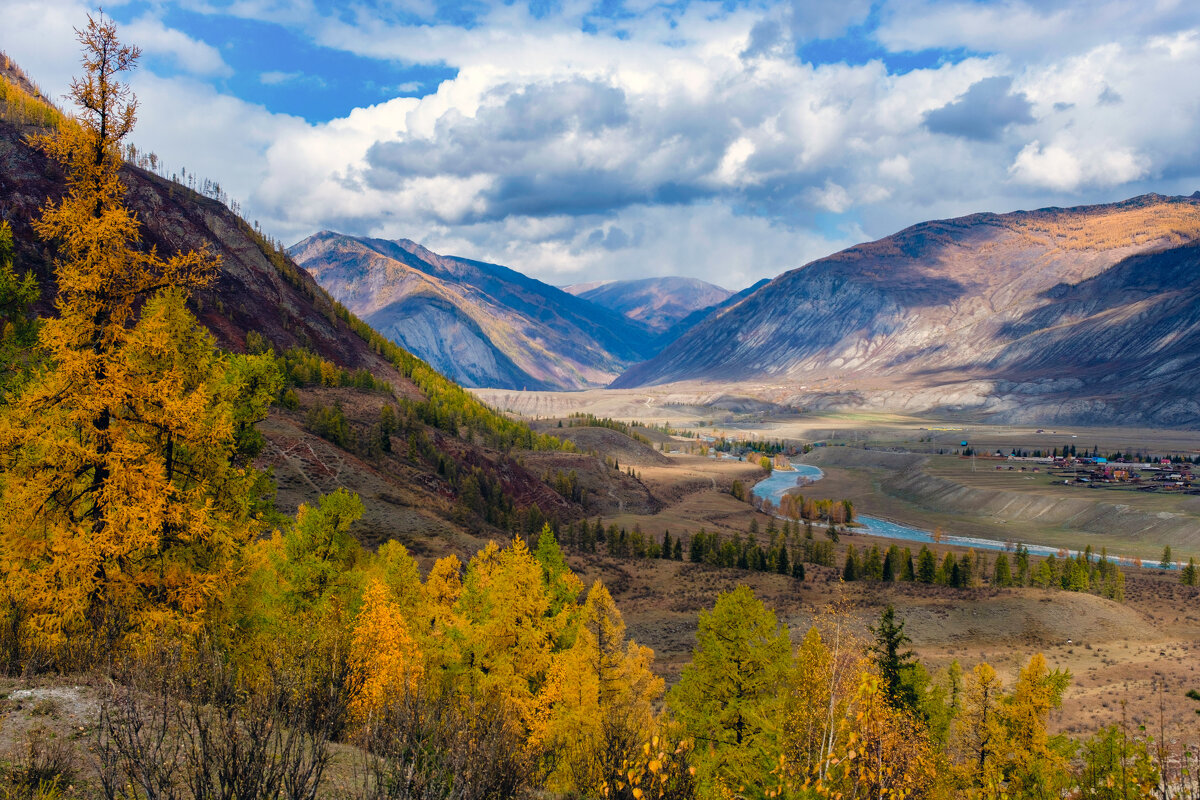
[0, 68, 582, 553]
[613, 195, 1200, 426]
[290, 232, 660, 391]
[562, 276, 732, 332]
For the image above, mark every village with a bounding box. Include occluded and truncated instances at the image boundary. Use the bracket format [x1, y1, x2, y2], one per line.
[990, 452, 1197, 492]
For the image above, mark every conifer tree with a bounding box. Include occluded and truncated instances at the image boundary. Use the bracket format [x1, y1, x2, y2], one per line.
[669, 585, 791, 794]
[993, 552, 1013, 587]
[842, 544, 860, 581]
[0, 16, 281, 655]
[869, 605, 919, 714]
[917, 546, 937, 583]
[1181, 557, 1198, 587]
[543, 581, 662, 794]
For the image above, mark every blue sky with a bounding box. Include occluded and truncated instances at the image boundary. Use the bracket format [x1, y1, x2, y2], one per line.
[4, 0, 1200, 288]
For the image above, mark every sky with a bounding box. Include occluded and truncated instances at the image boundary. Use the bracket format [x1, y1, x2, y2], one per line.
[3, 0, 1200, 290]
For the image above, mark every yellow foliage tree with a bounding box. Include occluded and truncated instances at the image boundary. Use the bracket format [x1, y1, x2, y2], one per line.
[542, 580, 664, 794]
[1001, 653, 1071, 796]
[349, 578, 424, 727]
[816, 673, 936, 800]
[0, 16, 277, 657]
[456, 537, 566, 735]
[952, 662, 1009, 795]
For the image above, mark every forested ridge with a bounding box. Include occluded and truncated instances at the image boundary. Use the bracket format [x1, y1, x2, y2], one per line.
[0, 17, 1196, 800]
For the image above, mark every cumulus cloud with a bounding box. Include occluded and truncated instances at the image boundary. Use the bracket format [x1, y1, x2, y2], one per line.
[5, 0, 1200, 288]
[924, 76, 1034, 141]
[1009, 139, 1149, 191]
[122, 15, 233, 77]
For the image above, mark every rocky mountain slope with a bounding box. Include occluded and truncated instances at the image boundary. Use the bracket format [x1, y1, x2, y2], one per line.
[614, 195, 1200, 426]
[563, 276, 731, 332]
[290, 232, 660, 391]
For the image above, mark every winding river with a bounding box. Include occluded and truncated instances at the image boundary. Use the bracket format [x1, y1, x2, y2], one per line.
[751, 461, 1168, 569]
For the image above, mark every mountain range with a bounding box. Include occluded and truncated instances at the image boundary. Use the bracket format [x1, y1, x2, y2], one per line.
[289, 232, 689, 391]
[614, 194, 1200, 426]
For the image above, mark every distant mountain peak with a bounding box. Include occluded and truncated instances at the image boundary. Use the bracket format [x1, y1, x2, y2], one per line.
[564, 276, 733, 333]
[290, 232, 667, 390]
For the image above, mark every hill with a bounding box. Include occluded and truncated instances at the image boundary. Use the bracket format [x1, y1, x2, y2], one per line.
[290, 232, 661, 390]
[613, 196, 1200, 427]
[0, 70, 585, 555]
[562, 276, 732, 332]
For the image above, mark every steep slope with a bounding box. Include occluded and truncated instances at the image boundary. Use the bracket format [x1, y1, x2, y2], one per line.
[290, 232, 660, 390]
[613, 195, 1200, 426]
[0, 85, 580, 554]
[563, 276, 732, 332]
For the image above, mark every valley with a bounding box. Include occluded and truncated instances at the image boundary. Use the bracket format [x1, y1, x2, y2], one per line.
[501, 412, 1200, 742]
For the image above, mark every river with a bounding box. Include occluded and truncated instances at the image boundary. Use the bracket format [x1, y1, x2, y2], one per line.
[751, 461, 1169, 569]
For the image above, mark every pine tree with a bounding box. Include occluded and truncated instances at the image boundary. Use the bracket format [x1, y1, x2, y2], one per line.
[993, 553, 1013, 587]
[939, 552, 958, 586]
[1181, 557, 1198, 587]
[776, 543, 790, 575]
[953, 663, 1007, 792]
[843, 544, 860, 581]
[542, 580, 663, 795]
[1161, 545, 1173, 570]
[917, 546, 937, 583]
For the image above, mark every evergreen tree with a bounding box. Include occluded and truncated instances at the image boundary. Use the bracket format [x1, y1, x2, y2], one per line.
[669, 586, 791, 793]
[843, 544, 860, 581]
[1182, 557, 1198, 587]
[776, 544, 789, 575]
[1161, 545, 1173, 570]
[869, 605, 920, 714]
[993, 553, 1013, 587]
[917, 546, 937, 583]
[864, 546, 884, 581]
[957, 552, 974, 588]
[939, 552, 958, 586]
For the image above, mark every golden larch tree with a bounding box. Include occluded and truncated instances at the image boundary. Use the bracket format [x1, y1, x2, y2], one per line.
[0, 15, 278, 657]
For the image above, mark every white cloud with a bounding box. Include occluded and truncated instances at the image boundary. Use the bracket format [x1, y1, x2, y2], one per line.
[1009, 140, 1149, 191]
[259, 70, 301, 85]
[123, 14, 232, 77]
[6, 0, 1200, 289]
